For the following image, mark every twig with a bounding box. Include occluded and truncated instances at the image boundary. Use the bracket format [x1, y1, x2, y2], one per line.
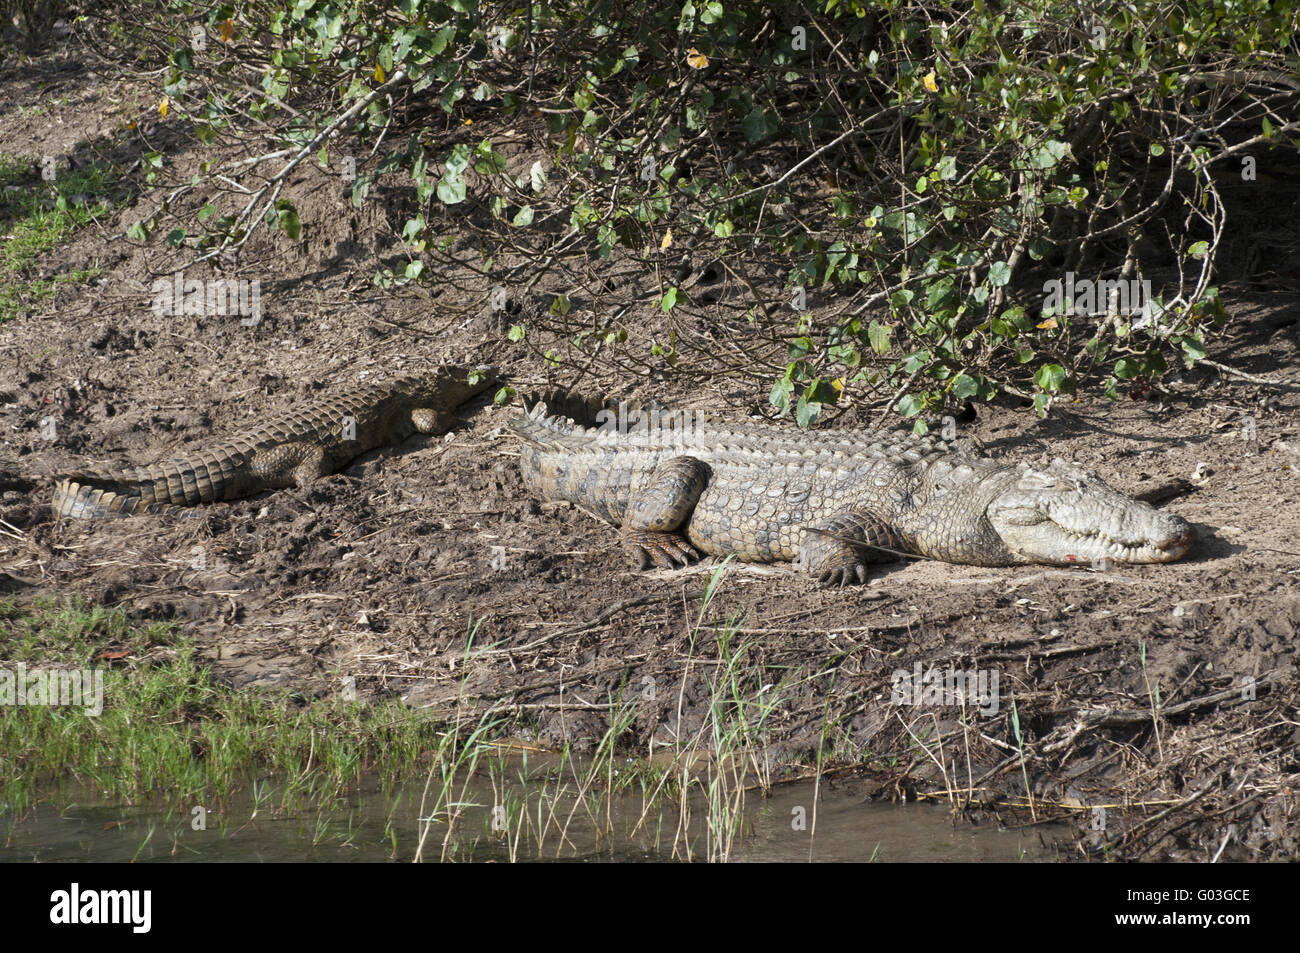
[1201, 359, 1297, 389]
[195, 69, 410, 263]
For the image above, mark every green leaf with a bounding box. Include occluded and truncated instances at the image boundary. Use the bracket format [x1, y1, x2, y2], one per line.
[951, 373, 979, 398]
[902, 350, 931, 373]
[788, 336, 814, 358]
[1034, 363, 1067, 392]
[512, 205, 534, 227]
[429, 25, 454, 55]
[867, 319, 892, 355]
[529, 161, 547, 193]
[276, 202, 301, 239]
[742, 108, 770, 142]
[795, 392, 821, 428]
[889, 289, 915, 310]
[1030, 140, 1070, 170]
[436, 175, 466, 204]
[473, 141, 508, 175]
[404, 260, 424, 280]
[508, 324, 526, 342]
[769, 374, 794, 415]
[1142, 350, 1168, 376]
[896, 394, 924, 418]
[402, 216, 425, 242]
[1113, 358, 1139, 379]
[660, 287, 678, 311]
[1188, 240, 1209, 260]
[351, 174, 372, 208]
[445, 144, 471, 174]
[440, 81, 465, 114]
[1180, 336, 1206, 367]
[165, 228, 186, 247]
[988, 261, 1012, 287]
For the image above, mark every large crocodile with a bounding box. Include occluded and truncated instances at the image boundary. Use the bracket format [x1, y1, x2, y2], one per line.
[43, 365, 496, 518]
[510, 393, 1197, 584]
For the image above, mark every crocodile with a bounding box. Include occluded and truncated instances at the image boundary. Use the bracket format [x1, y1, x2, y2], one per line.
[510, 393, 1197, 584]
[43, 365, 496, 518]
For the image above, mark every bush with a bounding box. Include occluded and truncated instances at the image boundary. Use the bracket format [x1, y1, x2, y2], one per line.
[94, 0, 1299, 424]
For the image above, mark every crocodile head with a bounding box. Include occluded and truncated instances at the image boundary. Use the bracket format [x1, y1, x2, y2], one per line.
[986, 460, 1196, 565]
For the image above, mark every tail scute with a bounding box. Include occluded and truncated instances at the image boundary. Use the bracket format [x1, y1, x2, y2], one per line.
[508, 391, 685, 449]
[51, 479, 173, 519]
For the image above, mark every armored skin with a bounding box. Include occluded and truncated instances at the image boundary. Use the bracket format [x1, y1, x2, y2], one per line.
[510, 393, 1197, 585]
[47, 366, 496, 517]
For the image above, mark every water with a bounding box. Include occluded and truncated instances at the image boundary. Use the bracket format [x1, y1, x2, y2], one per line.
[2, 771, 1064, 862]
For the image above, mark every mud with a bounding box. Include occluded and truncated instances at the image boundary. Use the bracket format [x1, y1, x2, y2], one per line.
[2, 42, 1298, 861]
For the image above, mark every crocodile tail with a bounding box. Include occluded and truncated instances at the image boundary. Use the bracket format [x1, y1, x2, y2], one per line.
[508, 391, 611, 449]
[52, 479, 137, 518]
[51, 478, 177, 518]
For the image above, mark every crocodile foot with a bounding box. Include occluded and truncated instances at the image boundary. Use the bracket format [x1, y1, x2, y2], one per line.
[798, 511, 905, 588]
[812, 556, 871, 589]
[623, 530, 700, 570]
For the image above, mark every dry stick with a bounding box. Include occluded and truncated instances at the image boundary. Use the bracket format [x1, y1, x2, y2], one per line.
[1040, 672, 1283, 756]
[469, 595, 666, 660]
[1200, 359, 1298, 389]
[1116, 782, 1215, 849]
[1071, 671, 1281, 729]
[725, 117, 873, 203]
[195, 69, 410, 264]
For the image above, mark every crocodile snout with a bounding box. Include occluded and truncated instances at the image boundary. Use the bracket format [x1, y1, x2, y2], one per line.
[1155, 522, 1197, 558]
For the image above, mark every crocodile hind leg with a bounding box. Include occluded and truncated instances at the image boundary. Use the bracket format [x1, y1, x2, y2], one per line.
[622, 456, 708, 569]
[797, 512, 907, 587]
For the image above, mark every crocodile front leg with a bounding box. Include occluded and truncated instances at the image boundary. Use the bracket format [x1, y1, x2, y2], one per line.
[622, 455, 708, 569]
[250, 441, 332, 491]
[412, 407, 454, 434]
[796, 511, 907, 587]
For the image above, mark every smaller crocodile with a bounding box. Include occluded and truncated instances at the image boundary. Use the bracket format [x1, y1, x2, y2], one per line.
[42, 365, 496, 518]
[510, 393, 1197, 583]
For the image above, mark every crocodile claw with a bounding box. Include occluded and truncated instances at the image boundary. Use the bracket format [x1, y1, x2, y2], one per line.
[624, 531, 700, 570]
[816, 562, 869, 589]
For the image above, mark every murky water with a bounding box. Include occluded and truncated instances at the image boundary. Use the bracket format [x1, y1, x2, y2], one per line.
[2, 769, 1066, 862]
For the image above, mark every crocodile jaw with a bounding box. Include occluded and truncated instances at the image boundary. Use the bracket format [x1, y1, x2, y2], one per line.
[986, 460, 1196, 565]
